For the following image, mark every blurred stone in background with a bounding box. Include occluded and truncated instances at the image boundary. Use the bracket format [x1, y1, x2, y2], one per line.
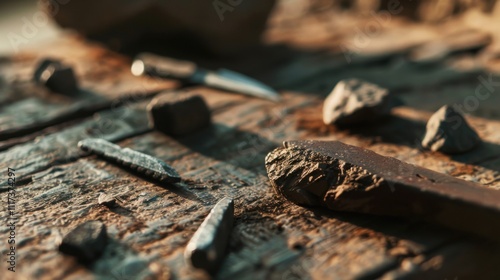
[1, 0, 499, 55]
[40, 0, 277, 55]
[35, 0, 500, 55]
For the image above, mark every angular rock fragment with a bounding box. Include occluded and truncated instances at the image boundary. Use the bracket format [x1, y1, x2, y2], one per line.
[33, 58, 78, 94]
[265, 140, 500, 241]
[59, 220, 108, 263]
[422, 105, 481, 154]
[147, 92, 211, 137]
[185, 197, 234, 272]
[78, 138, 181, 183]
[323, 79, 392, 126]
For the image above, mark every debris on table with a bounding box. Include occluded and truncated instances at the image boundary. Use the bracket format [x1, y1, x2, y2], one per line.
[323, 79, 393, 126]
[78, 138, 181, 183]
[33, 58, 79, 95]
[147, 92, 211, 137]
[265, 140, 500, 241]
[185, 197, 234, 272]
[422, 105, 481, 154]
[59, 220, 108, 264]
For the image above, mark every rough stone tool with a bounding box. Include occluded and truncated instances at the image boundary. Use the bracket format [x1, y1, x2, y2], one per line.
[78, 138, 181, 183]
[266, 140, 500, 241]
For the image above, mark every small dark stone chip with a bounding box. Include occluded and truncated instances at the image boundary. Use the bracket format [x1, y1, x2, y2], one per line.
[33, 58, 78, 95]
[59, 220, 108, 264]
[148, 92, 211, 137]
[323, 79, 392, 126]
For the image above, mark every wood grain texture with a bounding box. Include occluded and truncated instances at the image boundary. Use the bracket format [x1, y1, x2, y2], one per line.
[2, 2, 500, 279]
[0, 104, 150, 191]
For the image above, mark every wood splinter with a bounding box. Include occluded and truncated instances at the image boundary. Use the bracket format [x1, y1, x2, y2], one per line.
[185, 197, 234, 272]
[265, 140, 500, 241]
[147, 92, 212, 137]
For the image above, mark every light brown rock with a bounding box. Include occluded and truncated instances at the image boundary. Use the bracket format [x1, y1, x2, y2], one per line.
[323, 79, 392, 126]
[422, 105, 481, 154]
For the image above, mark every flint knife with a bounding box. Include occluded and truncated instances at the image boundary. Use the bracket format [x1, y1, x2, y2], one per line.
[131, 52, 280, 102]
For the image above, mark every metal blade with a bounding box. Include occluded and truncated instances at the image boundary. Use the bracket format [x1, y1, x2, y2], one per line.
[217, 68, 278, 94]
[191, 69, 281, 102]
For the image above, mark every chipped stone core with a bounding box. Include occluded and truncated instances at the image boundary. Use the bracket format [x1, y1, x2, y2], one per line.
[265, 146, 387, 208]
[422, 105, 481, 154]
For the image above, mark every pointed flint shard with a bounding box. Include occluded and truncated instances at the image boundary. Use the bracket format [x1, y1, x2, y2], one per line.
[214, 68, 281, 102]
[185, 197, 234, 272]
[202, 70, 281, 102]
[422, 105, 481, 154]
[78, 138, 181, 183]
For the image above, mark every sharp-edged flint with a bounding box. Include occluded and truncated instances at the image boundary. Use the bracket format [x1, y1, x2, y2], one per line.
[78, 138, 181, 183]
[265, 140, 500, 241]
[185, 197, 234, 272]
[203, 69, 281, 102]
[132, 52, 280, 102]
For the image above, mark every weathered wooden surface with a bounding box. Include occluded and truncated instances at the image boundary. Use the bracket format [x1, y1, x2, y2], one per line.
[2, 3, 500, 279]
[0, 38, 177, 142]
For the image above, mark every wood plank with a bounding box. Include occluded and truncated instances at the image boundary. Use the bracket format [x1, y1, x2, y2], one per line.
[0, 84, 310, 190]
[3, 85, 500, 279]
[0, 103, 149, 190]
[0, 139, 452, 280]
[0, 37, 177, 141]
